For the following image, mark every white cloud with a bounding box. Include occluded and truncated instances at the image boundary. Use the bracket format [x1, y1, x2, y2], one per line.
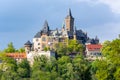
[76, 0, 120, 14]
[98, 0, 120, 14]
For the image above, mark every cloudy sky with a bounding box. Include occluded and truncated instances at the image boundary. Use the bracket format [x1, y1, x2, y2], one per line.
[0, 0, 120, 50]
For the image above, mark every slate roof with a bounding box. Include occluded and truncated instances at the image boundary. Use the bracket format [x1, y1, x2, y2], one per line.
[86, 38, 98, 44]
[24, 40, 32, 45]
[41, 20, 50, 34]
[34, 32, 41, 38]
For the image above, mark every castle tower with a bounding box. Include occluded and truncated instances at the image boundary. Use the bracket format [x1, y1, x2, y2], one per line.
[65, 8, 74, 31]
[24, 40, 32, 53]
[40, 20, 50, 51]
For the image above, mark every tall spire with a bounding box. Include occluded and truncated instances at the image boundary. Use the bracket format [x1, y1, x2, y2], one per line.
[69, 8, 72, 17]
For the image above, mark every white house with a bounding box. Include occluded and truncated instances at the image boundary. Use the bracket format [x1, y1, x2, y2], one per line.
[86, 44, 102, 60]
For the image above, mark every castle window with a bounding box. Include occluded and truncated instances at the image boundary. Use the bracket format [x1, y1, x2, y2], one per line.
[38, 43, 40, 45]
[36, 39, 39, 41]
[42, 37, 46, 41]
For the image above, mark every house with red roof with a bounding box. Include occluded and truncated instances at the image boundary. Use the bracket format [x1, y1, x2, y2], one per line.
[85, 44, 102, 60]
[6, 53, 27, 62]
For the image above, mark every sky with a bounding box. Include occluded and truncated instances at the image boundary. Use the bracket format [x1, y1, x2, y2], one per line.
[0, 0, 120, 50]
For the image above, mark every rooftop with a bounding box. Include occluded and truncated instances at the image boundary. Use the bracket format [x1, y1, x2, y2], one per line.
[6, 53, 27, 59]
[86, 44, 102, 51]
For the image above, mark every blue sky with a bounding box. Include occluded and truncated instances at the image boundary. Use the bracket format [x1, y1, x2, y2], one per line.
[0, 0, 120, 50]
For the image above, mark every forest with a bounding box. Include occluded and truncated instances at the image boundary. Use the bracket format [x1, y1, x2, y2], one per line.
[0, 39, 120, 80]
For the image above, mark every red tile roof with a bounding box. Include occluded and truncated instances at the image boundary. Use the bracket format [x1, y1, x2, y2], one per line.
[6, 53, 27, 59]
[86, 44, 102, 51]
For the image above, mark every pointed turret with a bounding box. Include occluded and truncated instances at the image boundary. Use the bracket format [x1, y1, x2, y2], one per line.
[24, 40, 32, 53]
[95, 36, 99, 44]
[56, 28, 59, 36]
[42, 20, 50, 34]
[44, 20, 49, 28]
[95, 36, 99, 40]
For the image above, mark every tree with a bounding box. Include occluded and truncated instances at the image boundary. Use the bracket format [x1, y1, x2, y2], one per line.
[18, 48, 25, 53]
[4, 42, 16, 53]
[0, 53, 20, 80]
[91, 39, 120, 80]
[57, 56, 72, 79]
[114, 67, 120, 80]
[31, 55, 58, 80]
[55, 40, 84, 57]
[67, 40, 84, 54]
[72, 54, 91, 80]
[55, 42, 67, 57]
[17, 59, 31, 78]
[91, 60, 109, 80]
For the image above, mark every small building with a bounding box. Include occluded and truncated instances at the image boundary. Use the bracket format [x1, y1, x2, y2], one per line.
[6, 51, 55, 65]
[6, 53, 27, 62]
[85, 44, 102, 60]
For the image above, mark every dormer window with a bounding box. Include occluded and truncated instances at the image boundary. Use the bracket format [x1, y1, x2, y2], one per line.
[38, 43, 40, 45]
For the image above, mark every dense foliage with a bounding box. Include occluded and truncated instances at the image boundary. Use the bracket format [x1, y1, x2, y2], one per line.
[91, 39, 120, 80]
[0, 54, 30, 80]
[0, 39, 120, 80]
[55, 40, 84, 57]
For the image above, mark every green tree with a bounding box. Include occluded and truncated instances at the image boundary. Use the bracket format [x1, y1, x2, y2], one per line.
[18, 47, 25, 53]
[114, 67, 120, 80]
[91, 39, 120, 80]
[17, 59, 31, 78]
[72, 54, 91, 80]
[55, 42, 67, 57]
[4, 42, 16, 53]
[0, 53, 20, 80]
[91, 60, 109, 80]
[67, 40, 84, 54]
[55, 40, 84, 57]
[31, 55, 58, 80]
[57, 56, 72, 79]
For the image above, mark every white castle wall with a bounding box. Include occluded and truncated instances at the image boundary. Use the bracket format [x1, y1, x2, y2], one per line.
[27, 51, 55, 65]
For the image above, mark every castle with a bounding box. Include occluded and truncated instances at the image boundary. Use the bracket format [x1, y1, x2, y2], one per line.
[24, 9, 99, 52]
